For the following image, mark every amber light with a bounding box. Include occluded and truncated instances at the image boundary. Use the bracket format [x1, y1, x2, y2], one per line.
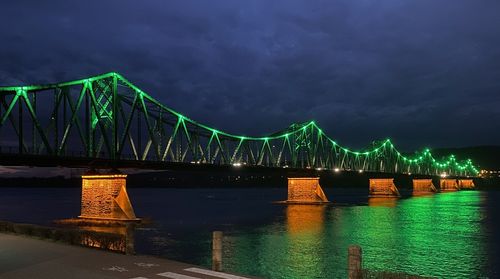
[80, 174, 137, 221]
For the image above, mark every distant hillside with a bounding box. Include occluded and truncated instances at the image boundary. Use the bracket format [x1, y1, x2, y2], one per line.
[431, 146, 500, 170]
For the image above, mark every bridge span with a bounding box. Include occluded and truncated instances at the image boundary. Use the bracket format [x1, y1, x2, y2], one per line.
[0, 72, 478, 176]
[0, 73, 479, 221]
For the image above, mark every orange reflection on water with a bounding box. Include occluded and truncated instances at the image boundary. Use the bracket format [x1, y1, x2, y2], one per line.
[79, 225, 132, 253]
[286, 204, 327, 234]
[368, 197, 398, 207]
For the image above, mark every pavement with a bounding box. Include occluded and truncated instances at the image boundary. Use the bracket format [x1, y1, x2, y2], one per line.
[0, 233, 258, 279]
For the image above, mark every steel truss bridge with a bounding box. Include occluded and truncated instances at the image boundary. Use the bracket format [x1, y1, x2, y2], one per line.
[0, 72, 478, 176]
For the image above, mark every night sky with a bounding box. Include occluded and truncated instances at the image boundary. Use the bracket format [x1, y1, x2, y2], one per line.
[1, 0, 499, 151]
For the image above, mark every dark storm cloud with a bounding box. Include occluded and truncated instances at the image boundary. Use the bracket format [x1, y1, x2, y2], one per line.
[1, 0, 499, 150]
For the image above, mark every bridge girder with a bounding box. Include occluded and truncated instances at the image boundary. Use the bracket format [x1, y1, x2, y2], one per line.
[0, 73, 478, 176]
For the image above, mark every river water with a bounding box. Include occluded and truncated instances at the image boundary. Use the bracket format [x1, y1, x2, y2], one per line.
[0, 187, 498, 278]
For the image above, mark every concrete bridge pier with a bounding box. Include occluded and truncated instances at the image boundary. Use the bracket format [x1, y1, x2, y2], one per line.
[412, 179, 437, 195]
[79, 171, 139, 221]
[440, 178, 460, 191]
[369, 178, 401, 197]
[458, 179, 475, 189]
[286, 177, 329, 204]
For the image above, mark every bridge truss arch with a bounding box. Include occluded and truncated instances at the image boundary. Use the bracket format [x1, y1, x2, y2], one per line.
[0, 73, 478, 176]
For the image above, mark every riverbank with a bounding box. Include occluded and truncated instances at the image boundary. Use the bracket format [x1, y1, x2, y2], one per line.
[0, 232, 257, 279]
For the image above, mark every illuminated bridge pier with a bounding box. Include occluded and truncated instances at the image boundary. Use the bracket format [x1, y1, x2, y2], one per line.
[412, 179, 437, 195]
[440, 179, 460, 191]
[369, 178, 401, 197]
[80, 172, 139, 221]
[286, 177, 329, 204]
[458, 179, 475, 189]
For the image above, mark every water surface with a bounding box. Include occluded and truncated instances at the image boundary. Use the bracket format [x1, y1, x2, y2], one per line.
[0, 187, 498, 278]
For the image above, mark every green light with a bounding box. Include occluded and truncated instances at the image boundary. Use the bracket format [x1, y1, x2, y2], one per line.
[0, 71, 481, 177]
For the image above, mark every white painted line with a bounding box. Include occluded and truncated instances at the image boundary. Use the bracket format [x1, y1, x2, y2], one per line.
[157, 271, 201, 279]
[184, 267, 250, 279]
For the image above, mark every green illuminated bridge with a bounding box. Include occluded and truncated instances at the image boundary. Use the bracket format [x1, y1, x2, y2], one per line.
[0, 72, 478, 176]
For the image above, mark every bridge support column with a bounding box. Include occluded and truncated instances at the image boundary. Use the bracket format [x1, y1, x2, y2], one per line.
[458, 179, 475, 189]
[287, 177, 329, 204]
[440, 179, 459, 191]
[79, 173, 138, 221]
[412, 179, 437, 195]
[369, 178, 400, 197]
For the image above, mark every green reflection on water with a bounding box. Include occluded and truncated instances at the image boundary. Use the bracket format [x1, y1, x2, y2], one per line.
[222, 191, 487, 278]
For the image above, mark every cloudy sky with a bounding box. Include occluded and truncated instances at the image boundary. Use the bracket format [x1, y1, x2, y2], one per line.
[1, 0, 499, 151]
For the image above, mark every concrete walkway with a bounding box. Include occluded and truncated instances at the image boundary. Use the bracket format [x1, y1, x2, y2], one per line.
[0, 233, 257, 279]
